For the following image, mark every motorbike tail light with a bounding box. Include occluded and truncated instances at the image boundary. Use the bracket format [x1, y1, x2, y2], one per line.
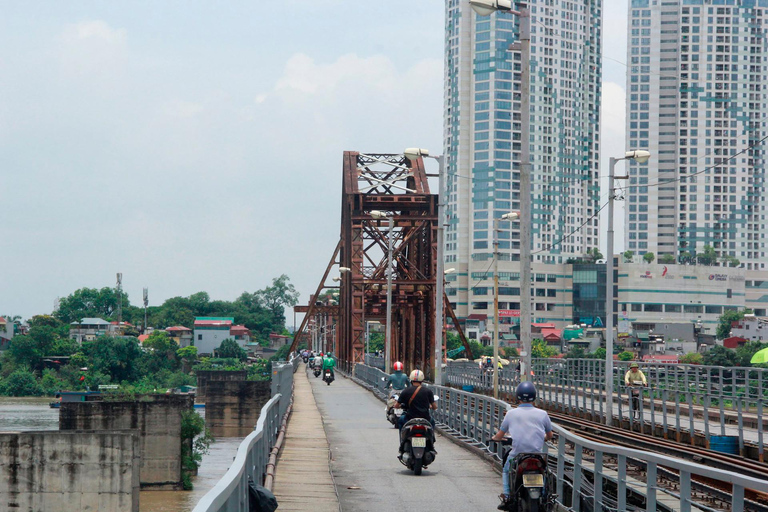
[411, 425, 427, 432]
[413, 434, 424, 437]
[517, 457, 544, 474]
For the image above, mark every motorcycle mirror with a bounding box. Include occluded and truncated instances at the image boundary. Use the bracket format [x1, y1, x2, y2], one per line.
[381, 377, 387, 381]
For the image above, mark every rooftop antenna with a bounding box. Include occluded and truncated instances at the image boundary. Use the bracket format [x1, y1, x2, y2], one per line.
[116, 273, 123, 325]
[143, 288, 149, 333]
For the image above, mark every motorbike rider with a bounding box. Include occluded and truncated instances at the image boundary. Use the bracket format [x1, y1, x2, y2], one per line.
[395, 370, 437, 432]
[384, 362, 410, 391]
[624, 362, 647, 387]
[491, 382, 553, 511]
[322, 352, 336, 379]
[313, 352, 323, 370]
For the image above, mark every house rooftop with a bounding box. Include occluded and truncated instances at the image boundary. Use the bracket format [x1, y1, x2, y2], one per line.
[70, 318, 111, 326]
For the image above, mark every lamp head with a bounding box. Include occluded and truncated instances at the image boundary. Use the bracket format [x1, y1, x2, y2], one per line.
[370, 210, 389, 220]
[501, 211, 520, 221]
[339, 267, 351, 273]
[625, 150, 651, 164]
[444, 268, 456, 274]
[469, 0, 513, 16]
[404, 148, 429, 161]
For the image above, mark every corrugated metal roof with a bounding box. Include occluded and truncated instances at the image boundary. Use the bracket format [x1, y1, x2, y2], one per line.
[70, 318, 111, 325]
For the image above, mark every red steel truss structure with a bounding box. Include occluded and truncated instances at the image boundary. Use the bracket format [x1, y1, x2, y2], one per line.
[289, 151, 473, 378]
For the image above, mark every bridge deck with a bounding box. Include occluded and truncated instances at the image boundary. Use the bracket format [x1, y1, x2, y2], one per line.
[272, 364, 340, 511]
[306, 368, 501, 512]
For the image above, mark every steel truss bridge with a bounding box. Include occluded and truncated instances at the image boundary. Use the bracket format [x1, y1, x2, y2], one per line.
[289, 151, 473, 378]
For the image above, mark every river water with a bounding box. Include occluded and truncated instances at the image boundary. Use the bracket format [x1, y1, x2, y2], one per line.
[0, 398, 241, 512]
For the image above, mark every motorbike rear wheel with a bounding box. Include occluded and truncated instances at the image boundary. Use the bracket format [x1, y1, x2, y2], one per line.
[413, 458, 423, 475]
[520, 499, 539, 512]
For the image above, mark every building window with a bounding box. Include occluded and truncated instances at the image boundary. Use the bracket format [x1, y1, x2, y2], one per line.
[645, 304, 663, 312]
[198, 334, 203, 341]
[631, 304, 643, 312]
[665, 305, 682, 313]
[705, 305, 723, 314]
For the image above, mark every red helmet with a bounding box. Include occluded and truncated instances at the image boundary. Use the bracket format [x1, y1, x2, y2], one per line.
[393, 361, 404, 372]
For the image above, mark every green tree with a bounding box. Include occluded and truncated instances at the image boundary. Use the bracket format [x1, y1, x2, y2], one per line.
[696, 245, 717, 266]
[177, 346, 199, 372]
[735, 340, 768, 367]
[54, 287, 130, 323]
[617, 351, 635, 361]
[716, 309, 747, 340]
[584, 248, 604, 263]
[680, 352, 703, 365]
[446, 331, 461, 352]
[566, 347, 586, 359]
[255, 275, 300, 329]
[502, 346, 519, 359]
[703, 345, 737, 367]
[589, 348, 607, 360]
[0, 368, 44, 396]
[658, 254, 676, 264]
[215, 339, 247, 361]
[622, 250, 634, 263]
[643, 252, 655, 264]
[531, 338, 557, 358]
[81, 336, 144, 382]
[180, 410, 213, 490]
[722, 256, 741, 268]
[141, 331, 180, 373]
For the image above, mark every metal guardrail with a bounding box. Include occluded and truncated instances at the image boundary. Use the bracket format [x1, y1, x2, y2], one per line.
[447, 359, 766, 457]
[365, 354, 385, 370]
[354, 362, 768, 512]
[193, 355, 299, 512]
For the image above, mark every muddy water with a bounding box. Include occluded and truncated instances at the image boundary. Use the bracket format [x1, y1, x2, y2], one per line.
[0, 398, 241, 512]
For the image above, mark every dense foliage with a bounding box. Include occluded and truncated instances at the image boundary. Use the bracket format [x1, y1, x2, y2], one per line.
[52, 274, 299, 344]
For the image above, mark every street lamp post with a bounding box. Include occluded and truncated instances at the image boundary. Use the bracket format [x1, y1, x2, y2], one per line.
[371, 210, 394, 373]
[605, 150, 651, 426]
[468, 0, 532, 381]
[493, 211, 520, 399]
[405, 148, 446, 384]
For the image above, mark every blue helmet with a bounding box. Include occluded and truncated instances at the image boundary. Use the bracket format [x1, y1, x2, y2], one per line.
[516, 381, 537, 403]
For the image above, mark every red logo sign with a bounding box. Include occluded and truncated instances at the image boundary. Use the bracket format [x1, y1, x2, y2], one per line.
[499, 310, 521, 317]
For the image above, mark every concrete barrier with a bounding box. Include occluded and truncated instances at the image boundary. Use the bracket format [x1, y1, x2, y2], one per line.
[0, 430, 140, 512]
[60, 394, 193, 490]
[205, 380, 272, 437]
[195, 370, 248, 403]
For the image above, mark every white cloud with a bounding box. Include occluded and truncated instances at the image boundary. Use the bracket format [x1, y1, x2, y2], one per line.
[63, 20, 127, 45]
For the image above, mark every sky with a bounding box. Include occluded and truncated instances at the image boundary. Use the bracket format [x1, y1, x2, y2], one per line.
[1, 1, 629, 321]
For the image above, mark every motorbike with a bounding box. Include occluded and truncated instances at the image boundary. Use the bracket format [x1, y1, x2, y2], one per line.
[628, 380, 646, 419]
[323, 368, 334, 385]
[498, 439, 554, 512]
[398, 418, 436, 475]
[308, 358, 315, 370]
[302, 354, 309, 364]
[385, 390, 403, 427]
[313, 366, 322, 378]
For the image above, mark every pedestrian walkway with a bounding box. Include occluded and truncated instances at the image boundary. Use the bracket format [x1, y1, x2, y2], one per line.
[272, 364, 340, 512]
[310, 369, 501, 512]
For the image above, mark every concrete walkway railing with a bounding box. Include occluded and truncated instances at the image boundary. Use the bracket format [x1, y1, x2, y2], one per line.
[193, 355, 299, 512]
[354, 362, 768, 512]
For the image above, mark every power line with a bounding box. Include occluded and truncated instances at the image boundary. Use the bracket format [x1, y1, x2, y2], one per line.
[532, 199, 610, 256]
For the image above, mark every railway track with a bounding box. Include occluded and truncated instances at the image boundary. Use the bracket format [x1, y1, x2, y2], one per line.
[551, 411, 768, 512]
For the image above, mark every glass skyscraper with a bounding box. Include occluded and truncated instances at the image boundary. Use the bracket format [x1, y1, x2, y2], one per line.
[443, 0, 603, 328]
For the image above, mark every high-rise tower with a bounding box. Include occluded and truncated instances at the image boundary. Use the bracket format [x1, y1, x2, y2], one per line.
[443, 0, 603, 330]
[626, 0, 768, 315]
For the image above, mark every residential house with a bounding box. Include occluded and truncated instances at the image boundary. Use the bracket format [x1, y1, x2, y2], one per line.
[69, 318, 114, 343]
[166, 326, 194, 347]
[268, 332, 289, 349]
[0, 317, 13, 350]
[730, 315, 768, 342]
[193, 317, 249, 356]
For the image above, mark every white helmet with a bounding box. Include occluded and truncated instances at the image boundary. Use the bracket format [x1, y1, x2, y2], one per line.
[409, 370, 425, 382]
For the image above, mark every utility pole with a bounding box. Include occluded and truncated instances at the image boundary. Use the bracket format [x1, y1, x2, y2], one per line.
[435, 154, 446, 384]
[116, 273, 123, 326]
[143, 288, 148, 333]
[517, 8, 533, 382]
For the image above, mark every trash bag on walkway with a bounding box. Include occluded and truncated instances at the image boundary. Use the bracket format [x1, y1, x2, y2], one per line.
[249, 481, 278, 512]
